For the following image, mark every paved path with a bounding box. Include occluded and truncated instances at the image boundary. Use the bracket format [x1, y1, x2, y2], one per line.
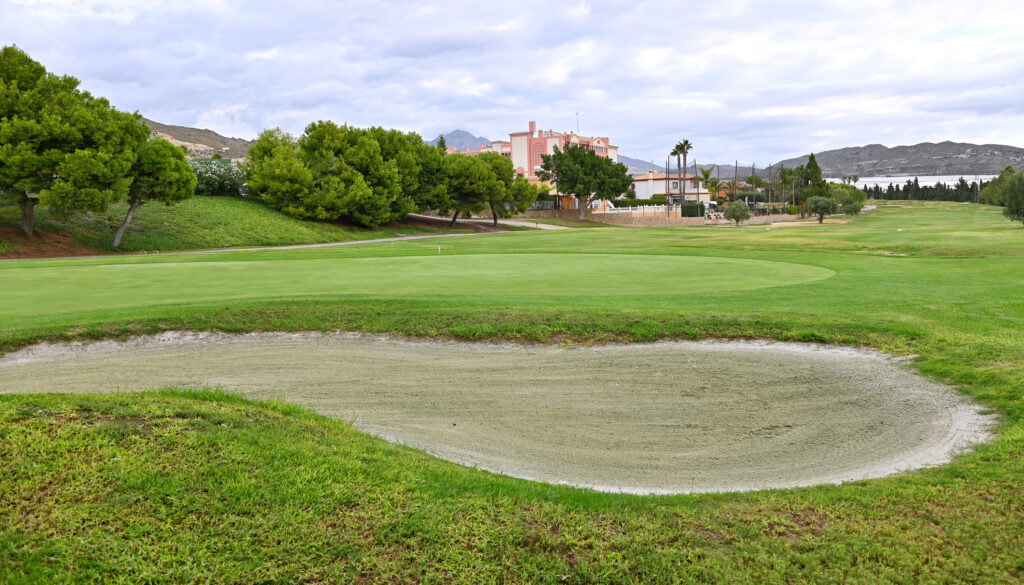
[0, 231, 498, 263]
[1, 215, 572, 263]
[491, 219, 569, 230]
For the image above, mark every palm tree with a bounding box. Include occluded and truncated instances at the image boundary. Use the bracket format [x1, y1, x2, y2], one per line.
[699, 167, 713, 186]
[671, 140, 693, 202]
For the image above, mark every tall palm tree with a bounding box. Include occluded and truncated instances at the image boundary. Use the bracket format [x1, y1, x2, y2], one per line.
[671, 140, 693, 202]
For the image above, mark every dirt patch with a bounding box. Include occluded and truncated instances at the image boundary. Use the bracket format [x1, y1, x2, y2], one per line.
[0, 225, 95, 259]
[0, 332, 994, 495]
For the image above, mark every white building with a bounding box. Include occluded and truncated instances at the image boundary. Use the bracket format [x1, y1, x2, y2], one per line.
[632, 171, 710, 202]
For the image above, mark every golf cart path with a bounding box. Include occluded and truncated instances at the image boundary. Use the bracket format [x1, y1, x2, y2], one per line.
[0, 215, 567, 263]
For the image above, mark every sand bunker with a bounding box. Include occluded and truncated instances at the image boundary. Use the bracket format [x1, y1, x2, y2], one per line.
[0, 332, 993, 494]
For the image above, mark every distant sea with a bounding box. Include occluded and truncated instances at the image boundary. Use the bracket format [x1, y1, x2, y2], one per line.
[827, 175, 997, 189]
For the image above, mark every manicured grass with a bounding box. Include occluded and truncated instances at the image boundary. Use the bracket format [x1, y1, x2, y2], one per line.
[2, 202, 1024, 583]
[0, 254, 833, 325]
[0, 196, 468, 254]
[529, 218, 615, 228]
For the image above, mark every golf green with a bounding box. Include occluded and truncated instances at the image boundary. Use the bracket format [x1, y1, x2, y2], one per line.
[0, 253, 833, 320]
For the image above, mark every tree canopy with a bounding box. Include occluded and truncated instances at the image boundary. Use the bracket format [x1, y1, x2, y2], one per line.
[805, 196, 839, 223]
[724, 200, 750, 226]
[999, 170, 1024, 226]
[537, 145, 632, 220]
[477, 152, 544, 226]
[243, 122, 451, 228]
[442, 153, 498, 226]
[112, 137, 196, 247]
[0, 45, 152, 234]
[980, 166, 1017, 206]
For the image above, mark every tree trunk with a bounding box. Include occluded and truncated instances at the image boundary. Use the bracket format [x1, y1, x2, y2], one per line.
[113, 197, 142, 248]
[818, 215, 824, 224]
[19, 194, 37, 236]
[450, 210, 459, 227]
[579, 198, 587, 220]
[676, 154, 682, 201]
[489, 201, 499, 226]
[682, 153, 688, 202]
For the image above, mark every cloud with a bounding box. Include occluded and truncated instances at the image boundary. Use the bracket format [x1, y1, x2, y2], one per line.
[2, 0, 1023, 164]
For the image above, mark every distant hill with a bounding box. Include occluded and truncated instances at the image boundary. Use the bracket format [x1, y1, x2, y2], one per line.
[142, 118, 252, 159]
[618, 155, 663, 175]
[426, 130, 492, 151]
[774, 141, 1024, 177]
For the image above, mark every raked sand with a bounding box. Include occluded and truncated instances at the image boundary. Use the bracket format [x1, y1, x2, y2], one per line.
[0, 332, 994, 494]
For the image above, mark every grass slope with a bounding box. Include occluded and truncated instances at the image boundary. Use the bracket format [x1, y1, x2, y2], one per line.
[2, 202, 1024, 583]
[0, 196, 467, 254]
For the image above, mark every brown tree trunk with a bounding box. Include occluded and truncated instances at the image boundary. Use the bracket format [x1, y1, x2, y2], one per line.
[818, 215, 824, 224]
[489, 202, 499, 226]
[676, 154, 682, 200]
[682, 153, 688, 202]
[578, 198, 587, 220]
[449, 210, 459, 227]
[112, 197, 142, 248]
[19, 194, 37, 236]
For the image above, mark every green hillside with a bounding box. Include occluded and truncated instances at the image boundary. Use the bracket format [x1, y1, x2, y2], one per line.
[0, 197, 466, 255]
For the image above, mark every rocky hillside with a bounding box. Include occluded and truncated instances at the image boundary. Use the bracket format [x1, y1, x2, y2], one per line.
[774, 141, 1024, 176]
[617, 155, 663, 175]
[142, 118, 252, 159]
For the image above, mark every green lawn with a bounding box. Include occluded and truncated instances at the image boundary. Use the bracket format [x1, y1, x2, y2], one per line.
[0, 196, 469, 254]
[2, 202, 1024, 583]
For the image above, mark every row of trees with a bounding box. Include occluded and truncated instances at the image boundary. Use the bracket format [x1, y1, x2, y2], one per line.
[0, 46, 195, 247]
[242, 122, 547, 228]
[866, 177, 988, 202]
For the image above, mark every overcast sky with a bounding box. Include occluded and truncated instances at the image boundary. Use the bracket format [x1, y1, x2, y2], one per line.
[3, 0, 1023, 164]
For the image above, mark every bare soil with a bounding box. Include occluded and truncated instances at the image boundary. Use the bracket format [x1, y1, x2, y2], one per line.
[0, 225, 94, 259]
[0, 332, 994, 494]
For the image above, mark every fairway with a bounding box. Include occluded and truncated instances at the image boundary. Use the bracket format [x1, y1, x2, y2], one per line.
[0, 332, 992, 494]
[0, 253, 833, 321]
[2, 203, 1024, 584]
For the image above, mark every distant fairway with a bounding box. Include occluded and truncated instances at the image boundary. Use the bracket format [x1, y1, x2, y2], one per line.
[0, 253, 832, 322]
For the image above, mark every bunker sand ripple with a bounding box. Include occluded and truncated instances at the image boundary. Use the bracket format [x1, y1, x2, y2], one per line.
[0, 332, 993, 494]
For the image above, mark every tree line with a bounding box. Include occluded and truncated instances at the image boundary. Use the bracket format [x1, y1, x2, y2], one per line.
[1, 46, 551, 248]
[242, 123, 546, 228]
[0, 46, 195, 247]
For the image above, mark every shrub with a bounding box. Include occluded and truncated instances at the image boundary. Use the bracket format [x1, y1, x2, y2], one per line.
[191, 159, 245, 197]
[724, 201, 750, 226]
[681, 203, 703, 217]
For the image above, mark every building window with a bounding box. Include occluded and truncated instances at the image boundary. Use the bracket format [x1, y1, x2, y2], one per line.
[671, 181, 678, 189]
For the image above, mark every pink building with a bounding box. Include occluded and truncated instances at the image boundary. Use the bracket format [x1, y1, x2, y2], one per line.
[510, 121, 618, 178]
[447, 120, 619, 178]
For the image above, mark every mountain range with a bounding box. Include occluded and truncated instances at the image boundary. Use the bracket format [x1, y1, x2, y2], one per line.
[771, 142, 1024, 177]
[142, 121, 1023, 178]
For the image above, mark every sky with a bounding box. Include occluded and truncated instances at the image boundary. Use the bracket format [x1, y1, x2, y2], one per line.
[2, 0, 1023, 165]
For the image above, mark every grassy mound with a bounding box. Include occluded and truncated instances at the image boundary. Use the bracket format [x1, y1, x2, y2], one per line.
[0, 197, 465, 255]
